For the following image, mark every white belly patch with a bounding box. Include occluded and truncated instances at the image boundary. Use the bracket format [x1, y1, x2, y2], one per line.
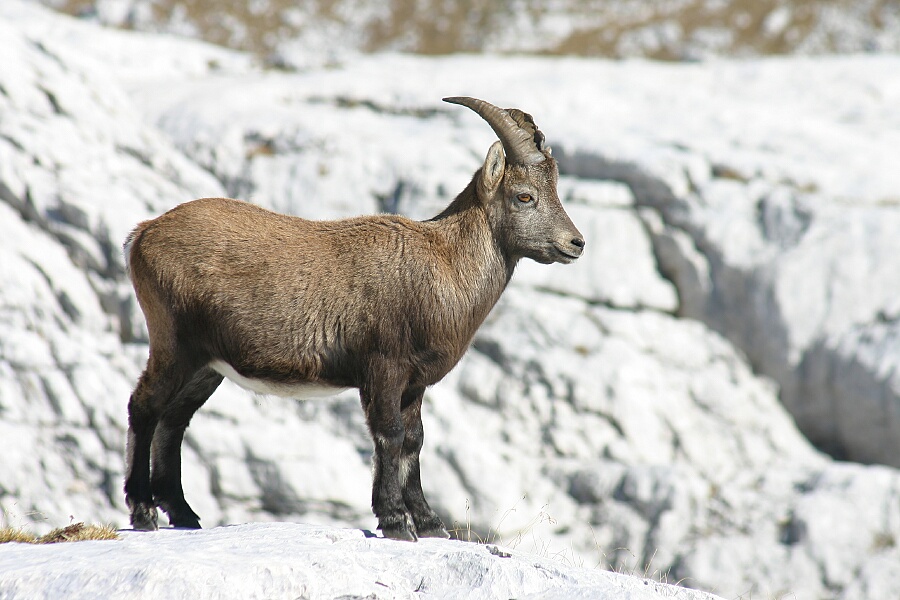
[209, 360, 350, 400]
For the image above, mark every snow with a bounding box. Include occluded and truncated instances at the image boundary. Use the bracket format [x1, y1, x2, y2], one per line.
[0, 523, 721, 600]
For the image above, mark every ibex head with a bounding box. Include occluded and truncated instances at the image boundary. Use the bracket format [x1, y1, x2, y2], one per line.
[444, 97, 585, 265]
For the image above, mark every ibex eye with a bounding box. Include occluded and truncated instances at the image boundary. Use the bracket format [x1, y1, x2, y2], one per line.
[517, 193, 533, 203]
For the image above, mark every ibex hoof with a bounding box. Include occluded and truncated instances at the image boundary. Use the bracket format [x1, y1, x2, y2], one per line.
[169, 515, 201, 529]
[130, 504, 159, 531]
[160, 502, 202, 529]
[380, 512, 418, 542]
[382, 525, 418, 542]
[414, 514, 449, 538]
[417, 526, 450, 539]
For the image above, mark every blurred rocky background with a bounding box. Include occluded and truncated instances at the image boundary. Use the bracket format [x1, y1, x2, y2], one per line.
[38, 0, 900, 66]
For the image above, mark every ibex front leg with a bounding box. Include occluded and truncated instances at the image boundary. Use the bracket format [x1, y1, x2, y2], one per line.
[362, 370, 417, 541]
[400, 386, 448, 538]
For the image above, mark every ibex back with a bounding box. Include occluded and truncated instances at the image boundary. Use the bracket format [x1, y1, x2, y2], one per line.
[124, 97, 584, 540]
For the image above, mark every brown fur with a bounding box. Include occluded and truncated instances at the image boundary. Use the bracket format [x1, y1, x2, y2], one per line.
[130, 192, 506, 388]
[124, 122, 584, 540]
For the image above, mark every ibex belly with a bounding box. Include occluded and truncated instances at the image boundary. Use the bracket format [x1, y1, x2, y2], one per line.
[209, 360, 350, 399]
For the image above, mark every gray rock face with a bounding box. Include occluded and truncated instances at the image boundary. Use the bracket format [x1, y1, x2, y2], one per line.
[618, 130, 900, 468]
[544, 56, 900, 469]
[2, 3, 900, 599]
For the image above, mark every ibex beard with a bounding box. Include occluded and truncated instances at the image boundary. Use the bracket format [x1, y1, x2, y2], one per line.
[123, 97, 584, 541]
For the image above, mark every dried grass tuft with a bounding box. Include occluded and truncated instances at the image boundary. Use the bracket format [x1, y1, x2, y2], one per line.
[1, 523, 119, 544]
[0, 527, 37, 544]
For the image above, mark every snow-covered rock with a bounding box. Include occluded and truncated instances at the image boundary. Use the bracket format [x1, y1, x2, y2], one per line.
[0, 523, 723, 600]
[2, 2, 900, 599]
[576, 58, 900, 467]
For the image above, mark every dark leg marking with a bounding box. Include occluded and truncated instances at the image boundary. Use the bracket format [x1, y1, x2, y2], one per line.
[399, 387, 448, 538]
[150, 367, 223, 528]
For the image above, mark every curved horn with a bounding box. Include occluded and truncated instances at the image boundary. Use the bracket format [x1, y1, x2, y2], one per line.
[443, 96, 546, 166]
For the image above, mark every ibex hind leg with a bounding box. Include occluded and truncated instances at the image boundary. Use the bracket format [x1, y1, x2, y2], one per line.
[125, 357, 192, 531]
[151, 367, 223, 529]
[400, 387, 449, 538]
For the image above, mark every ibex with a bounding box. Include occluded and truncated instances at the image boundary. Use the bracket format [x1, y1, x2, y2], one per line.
[123, 97, 584, 541]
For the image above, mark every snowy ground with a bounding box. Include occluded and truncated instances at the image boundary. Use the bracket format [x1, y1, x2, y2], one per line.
[2, 2, 900, 599]
[0, 523, 723, 600]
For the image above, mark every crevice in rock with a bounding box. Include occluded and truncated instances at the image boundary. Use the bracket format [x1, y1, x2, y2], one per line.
[1, 133, 26, 153]
[116, 145, 153, 169]
[241, 448, 361, 521]
[555, 148, 686, 213]
[795, 334, 900, 466]
[306, 96, 451, 120]
[182, 432, 231, 518]
[38, 86, 66, 116]
[754, 190, 813, 249]
[23, 257, 81, 326]
[437, 448, 485, 518]
[30, 40, 66, 70]
[526, 284, 676, 316]
[778, 510, 805, 545]
[634, 207, 686, 317]
[245, 451, 303, 516]
[374, 179, 408, 215]
[471, 338, 510, 371]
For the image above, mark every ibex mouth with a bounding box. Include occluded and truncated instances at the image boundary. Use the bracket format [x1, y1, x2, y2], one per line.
[553, 245, 582, 263]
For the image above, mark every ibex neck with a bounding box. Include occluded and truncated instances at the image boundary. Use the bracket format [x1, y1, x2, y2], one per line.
[428, 183, 516, 312]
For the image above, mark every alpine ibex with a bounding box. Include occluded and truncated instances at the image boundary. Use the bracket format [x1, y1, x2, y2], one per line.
[123, 97, 584, 541]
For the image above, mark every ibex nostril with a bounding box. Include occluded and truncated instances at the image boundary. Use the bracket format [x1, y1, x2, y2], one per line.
[572, 238, 585, 249]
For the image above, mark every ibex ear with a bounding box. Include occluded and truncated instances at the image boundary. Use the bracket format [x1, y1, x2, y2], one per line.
[478, 141, 506, 197]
